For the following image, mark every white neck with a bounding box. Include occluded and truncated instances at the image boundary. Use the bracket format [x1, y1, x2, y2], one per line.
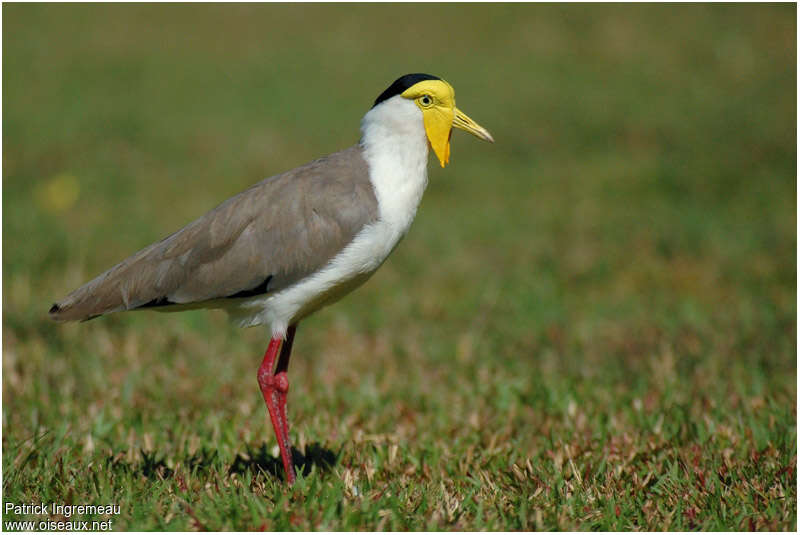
[359, 97, 430, 232]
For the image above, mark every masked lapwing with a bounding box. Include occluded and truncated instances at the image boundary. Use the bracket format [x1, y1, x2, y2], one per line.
[50, 73, 494, 484]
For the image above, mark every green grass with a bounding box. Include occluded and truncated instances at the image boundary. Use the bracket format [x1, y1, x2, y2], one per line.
[3, 3, 796, 530]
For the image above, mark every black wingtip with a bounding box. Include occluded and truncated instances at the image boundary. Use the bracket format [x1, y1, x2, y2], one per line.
[49, 303, 61, 315]
[226, 275, 273, 299]
[137, 296, 177, 309]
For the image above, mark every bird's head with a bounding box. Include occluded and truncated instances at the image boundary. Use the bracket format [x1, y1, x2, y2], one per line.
[372, 73, 494, 167]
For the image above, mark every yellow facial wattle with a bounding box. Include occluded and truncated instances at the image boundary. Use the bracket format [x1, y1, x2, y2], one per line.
[422, 105, 455, 167]
[401, 79, 494, 167]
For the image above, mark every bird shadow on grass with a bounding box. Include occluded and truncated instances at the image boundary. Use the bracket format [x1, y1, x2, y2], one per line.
[106, 448, 221, 480]
[104, 443, 337, 483]
[229, 442, 339, 482]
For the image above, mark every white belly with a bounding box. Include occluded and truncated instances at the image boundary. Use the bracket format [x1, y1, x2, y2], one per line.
[232, 96, 430, 338]
[232, 219, 407, 337]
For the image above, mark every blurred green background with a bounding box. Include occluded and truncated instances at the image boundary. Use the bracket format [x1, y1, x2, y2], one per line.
[3, 3, 796, 530]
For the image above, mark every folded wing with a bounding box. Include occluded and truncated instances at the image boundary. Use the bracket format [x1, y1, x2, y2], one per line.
[49, 146, 378, 321]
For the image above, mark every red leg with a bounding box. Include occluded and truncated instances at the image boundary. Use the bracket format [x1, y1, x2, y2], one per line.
[256, 325, 298, 484]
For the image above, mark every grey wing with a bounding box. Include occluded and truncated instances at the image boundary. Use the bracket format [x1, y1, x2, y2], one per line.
[49, 146, 378, 322]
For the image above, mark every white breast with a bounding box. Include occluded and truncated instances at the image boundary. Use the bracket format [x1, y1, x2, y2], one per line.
[233, 97, 430, 338]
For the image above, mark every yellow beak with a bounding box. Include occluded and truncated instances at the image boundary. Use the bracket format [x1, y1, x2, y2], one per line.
[453, 107, 495, 144]
[424, 106, 494, 168]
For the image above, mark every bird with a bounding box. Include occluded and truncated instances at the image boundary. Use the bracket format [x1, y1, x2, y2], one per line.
[49, 73, 494, 484]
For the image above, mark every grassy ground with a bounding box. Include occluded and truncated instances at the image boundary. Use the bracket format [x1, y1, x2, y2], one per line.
[3, 3, 796, 531]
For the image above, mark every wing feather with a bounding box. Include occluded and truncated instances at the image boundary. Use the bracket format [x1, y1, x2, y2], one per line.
[50, 146, 378, 321]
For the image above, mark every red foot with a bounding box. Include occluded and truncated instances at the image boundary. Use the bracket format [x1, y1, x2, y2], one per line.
[256, 326, 297, 484]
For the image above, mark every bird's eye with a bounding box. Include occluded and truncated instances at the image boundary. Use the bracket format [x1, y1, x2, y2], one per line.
[419, 95, 433, 107]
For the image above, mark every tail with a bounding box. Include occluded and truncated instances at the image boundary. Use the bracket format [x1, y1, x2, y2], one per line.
[48, 302, 101, 322]
[48, 239, 182, 322]
[48, 267, 130, 322]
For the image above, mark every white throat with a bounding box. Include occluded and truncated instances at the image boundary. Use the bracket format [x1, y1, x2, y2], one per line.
[360, 96, 430, 231]
[235, 97, 434, 337]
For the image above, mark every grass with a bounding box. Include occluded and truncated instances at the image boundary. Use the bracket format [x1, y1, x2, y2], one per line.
[3, 3, 796, 530]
